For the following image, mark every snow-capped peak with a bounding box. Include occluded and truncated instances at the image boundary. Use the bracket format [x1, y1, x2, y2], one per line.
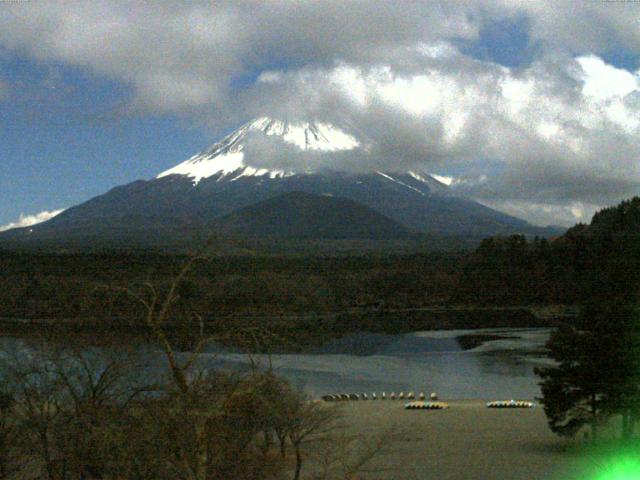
[157, 117, 453, 198]
[157, 117, 360, 184]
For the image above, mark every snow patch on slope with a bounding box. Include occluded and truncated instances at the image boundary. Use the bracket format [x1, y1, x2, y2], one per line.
[156, 117, 454, 200]
[158, 117, 360, 185]
[376, 171, 427, 196]
[428, 173, 454, 186]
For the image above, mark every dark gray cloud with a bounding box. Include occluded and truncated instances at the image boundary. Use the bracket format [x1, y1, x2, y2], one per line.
[1, 1, 639, 226]
[0, 1, 480, 113]
[501, 1, 640, 55]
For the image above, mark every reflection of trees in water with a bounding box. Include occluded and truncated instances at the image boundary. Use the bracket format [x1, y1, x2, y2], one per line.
[1, 332, 542, 398]
[455, 333, 518, 350]
[477, 352, 533, 378]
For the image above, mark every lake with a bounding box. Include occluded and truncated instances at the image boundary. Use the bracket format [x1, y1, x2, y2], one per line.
[0, 327, 551, 400]
[185, 327, 552, 399]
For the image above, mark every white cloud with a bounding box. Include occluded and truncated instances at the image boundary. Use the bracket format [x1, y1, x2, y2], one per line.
[0, 209, 65, 232]
[1, 1, 640, 225]
[498, 0, 640, 56]
[577, 55, 639, 100]
[242, 51, 640, 225]
[1, 1, 638, 117]
[478, 200, 599, 228]
[0, 1, 482, 114]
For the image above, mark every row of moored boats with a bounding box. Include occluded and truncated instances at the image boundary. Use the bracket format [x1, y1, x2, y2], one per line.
[321, 393, 535, 409]
[322, 392, 437, 402]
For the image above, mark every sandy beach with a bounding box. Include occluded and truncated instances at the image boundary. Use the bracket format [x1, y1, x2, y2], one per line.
[330, 400, 587, 480]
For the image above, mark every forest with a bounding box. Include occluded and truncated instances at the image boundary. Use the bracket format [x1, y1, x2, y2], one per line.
[0, 197, 638, 335]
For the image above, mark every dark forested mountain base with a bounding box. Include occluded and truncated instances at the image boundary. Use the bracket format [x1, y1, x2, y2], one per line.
[0, 170, 562, 252]
[1, 197, 639, 336]
[458, 197, 640, 308]
[0, 250, 465, 320]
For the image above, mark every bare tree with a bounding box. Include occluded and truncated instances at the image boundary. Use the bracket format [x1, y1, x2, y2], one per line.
[286, 399, 342, 480]
[0, 389, 17, 479]
[310, 427, 401, 480]
[119, 248, 292, 480]
[4, 347, 65, 479]
[1, 333, 154, 480]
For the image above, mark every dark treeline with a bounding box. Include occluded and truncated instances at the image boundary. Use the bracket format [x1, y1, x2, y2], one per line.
[0, 250, 464, 320]
[2, 197, 640, 326]
[458, 198, 640, 306]
[533, 199, 640, 441]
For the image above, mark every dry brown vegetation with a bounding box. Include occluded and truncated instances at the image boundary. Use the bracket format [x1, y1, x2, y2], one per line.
[0, 249, 398, 480]
[0, 334, 406, 480]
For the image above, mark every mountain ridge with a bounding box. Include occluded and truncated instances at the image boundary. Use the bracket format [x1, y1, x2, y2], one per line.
[0, 117, 563, 250]
[214, 191, 411, 239]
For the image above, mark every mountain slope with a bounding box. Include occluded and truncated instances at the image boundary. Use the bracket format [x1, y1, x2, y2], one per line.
[214, 191, 410, 239]
[0, 117, 562, 250]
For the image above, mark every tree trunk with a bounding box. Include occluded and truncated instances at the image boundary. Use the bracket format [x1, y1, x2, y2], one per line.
[622, 410, 630, 440]
[40, 428, 56, 480]
[260, 430, 272, 456]
[194, 420, 208, 480]
[293, 444, 302, 480]
[590, 393, 598, 442]
[277, 432, 287, 459]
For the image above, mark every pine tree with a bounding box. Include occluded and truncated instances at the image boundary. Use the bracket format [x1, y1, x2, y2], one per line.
[535, 323, 607, 439]
[535, 303, 640, 440]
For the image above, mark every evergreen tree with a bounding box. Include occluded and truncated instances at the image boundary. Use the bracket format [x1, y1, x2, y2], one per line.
[599, 305, 640, 439]
[535, 323, 608, 439]
[536, 303, 640, 439]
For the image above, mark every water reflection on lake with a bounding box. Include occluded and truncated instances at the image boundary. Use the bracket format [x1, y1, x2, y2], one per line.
[0, 328, 551, 400]
[188, 328, 552, 399]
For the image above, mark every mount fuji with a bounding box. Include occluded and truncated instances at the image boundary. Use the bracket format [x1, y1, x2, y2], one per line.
[0, 117, 560, 251]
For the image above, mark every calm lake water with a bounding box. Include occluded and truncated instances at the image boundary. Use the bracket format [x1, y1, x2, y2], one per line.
[1, 327, 552, 400]
[186, 328, 552, 399]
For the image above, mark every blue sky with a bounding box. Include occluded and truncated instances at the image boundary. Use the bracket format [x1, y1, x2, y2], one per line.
[0, 57, 215, 224]
[1, 1, 639, 228]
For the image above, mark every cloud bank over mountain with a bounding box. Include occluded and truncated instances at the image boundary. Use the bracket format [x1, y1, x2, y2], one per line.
[1, 1, 639, 226]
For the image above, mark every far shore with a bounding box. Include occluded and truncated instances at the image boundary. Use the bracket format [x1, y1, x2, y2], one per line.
[0, 305, 569, 352]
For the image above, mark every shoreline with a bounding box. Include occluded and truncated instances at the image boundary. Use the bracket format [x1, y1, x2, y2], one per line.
[325, 400, 586, 480]
[0, 305, 564, 352]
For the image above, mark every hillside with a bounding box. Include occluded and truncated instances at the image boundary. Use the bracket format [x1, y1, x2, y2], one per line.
[456, 196, 640, 306]
[0, 118, 561, 252]
[215, 191, 410, 239]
